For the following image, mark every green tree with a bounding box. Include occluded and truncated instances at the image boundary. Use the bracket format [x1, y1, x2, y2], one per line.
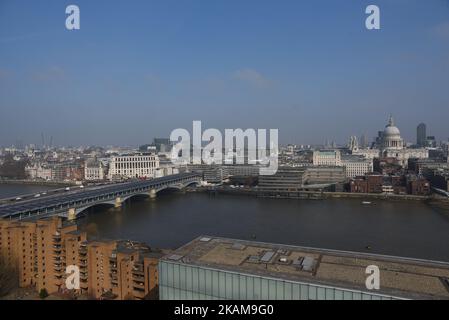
[39, 288, 49, 299]
[0, 154, 28, 179]
[0, 257, 19, 297]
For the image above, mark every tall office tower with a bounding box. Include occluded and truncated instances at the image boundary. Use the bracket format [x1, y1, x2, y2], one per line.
[417, 123, 427, 147]
[360, 134, 368, 149]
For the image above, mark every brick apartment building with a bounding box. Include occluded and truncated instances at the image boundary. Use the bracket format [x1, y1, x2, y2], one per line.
[0, 217, 162, 299]
[349, 174, 429, 196]
[349, 174, 384, 193]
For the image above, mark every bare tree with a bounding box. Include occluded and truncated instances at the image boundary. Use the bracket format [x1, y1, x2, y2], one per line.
[0, 256, 19, 298]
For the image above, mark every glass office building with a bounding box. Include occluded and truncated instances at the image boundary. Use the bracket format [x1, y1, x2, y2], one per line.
[159, 237, 449, 300]
[159, 260, 396, 300]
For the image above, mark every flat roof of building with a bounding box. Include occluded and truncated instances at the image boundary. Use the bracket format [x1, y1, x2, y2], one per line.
[160, 236, 449, 300]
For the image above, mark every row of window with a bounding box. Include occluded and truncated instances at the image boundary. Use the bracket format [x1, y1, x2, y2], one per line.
[112, 162, 158, 169]
[159, 262, 395, 300]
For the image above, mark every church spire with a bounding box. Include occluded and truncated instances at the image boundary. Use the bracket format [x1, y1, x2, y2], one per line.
[388, 114, 394, 127]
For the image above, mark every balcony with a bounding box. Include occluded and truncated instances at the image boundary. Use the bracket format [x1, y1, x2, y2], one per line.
[133, 280, 145, 288]
[132, 274, 145, 282]
[132, 268, 144, 276]
[133, 289, 145, 299]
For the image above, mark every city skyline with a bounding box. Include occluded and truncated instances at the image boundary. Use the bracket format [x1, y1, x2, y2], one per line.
[1, 116, 447, 149]
[1, 0, 449, 146]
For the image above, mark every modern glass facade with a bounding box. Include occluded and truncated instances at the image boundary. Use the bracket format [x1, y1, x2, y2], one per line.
[159, 261, 398, 300]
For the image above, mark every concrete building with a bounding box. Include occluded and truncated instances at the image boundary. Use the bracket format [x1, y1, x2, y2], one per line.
[25, 163, 53, 180]
[186, 164, 226, 184]
[352, 149, 380, 160]
[108, 153, 159, 180]
[159, 236, 449, 300]
[408, 158, 449, 175]
[303, 167, 346, 185]
[313, 150, 372, 178]
[312, 150, 341, 166]
[258, 167, 306, 193]
[442, 141, 449, 158]
[84, 158, 106, 181]
[341, 156, 373, 178]
[223, 164, 260, 177]
[423, 168, 449, 192]
[373, 157, 403, 175]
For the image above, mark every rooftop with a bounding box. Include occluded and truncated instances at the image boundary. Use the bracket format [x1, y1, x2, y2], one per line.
[161, 236, 449, 300]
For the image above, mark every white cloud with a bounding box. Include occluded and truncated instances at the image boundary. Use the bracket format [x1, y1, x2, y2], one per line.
[232, 68, 272, 88]
[30, 66, 66, 82]
[432, 21, 449, 39]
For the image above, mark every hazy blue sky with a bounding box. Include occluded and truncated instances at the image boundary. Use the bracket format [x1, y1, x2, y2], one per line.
[1, 0, 448, 147]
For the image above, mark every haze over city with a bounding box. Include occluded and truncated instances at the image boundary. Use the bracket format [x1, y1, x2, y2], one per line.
[1, 0, 449, 147]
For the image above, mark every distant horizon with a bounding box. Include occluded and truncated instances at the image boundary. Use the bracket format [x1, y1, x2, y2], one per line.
[2, 116, 448, 150]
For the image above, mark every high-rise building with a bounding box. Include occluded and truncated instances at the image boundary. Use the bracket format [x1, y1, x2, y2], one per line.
[0, 217, 86, 293]
[417, 123, 427, 147]
[360, 134, 368, 149]
[0, 217, 163, 300]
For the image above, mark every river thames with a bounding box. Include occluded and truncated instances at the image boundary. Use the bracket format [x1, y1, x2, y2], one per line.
[2, 185, 449, 262]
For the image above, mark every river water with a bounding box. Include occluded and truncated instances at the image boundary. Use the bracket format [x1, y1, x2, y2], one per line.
[2, 185, 449, 262]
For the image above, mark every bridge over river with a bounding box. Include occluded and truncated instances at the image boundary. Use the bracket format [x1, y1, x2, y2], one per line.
[0, 173, 201, 221]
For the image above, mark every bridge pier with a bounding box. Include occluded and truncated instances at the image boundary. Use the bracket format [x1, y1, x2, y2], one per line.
[114, 197, 122, 209]
[68, 208, 76, 221]
[149, 189, 157, 200]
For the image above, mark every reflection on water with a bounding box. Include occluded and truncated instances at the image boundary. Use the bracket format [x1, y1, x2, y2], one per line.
[77, 192, 449, 262]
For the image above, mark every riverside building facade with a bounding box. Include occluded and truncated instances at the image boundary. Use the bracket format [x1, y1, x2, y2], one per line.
[108, 153, 159, 180]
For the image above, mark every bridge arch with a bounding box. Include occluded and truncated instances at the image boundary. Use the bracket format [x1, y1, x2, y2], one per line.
[71, 201, 116, 218]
